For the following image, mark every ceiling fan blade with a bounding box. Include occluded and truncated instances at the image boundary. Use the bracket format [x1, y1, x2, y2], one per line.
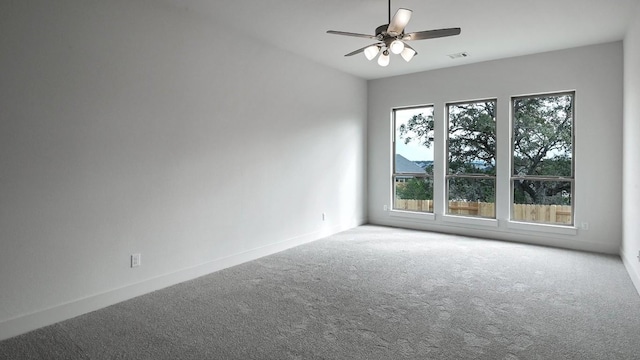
[327, 30, 377, 39]
[403, 28, 461, 41]
[344, 43, 382, 57]
[387, 8, 412, 36]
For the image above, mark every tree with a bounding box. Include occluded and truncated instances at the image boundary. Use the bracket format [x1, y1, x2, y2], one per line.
[395, 163, 434, 200]
[399, 102, 496, 202]
[513, 95, 572, 204]
[446, 102, 496, 202]
[398, 95, 572, 205]
[395, 177, 433, 200]
[447, 102, 496, 176]
[398, 113, 434, 149]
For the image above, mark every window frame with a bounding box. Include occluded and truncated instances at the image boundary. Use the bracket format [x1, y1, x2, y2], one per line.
[444, 98, 498, 219]
[509, 91, 576, 226]
[391, 104, 435, 214]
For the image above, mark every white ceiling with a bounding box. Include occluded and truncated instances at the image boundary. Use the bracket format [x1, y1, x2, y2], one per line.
[165, 0, 640, 80]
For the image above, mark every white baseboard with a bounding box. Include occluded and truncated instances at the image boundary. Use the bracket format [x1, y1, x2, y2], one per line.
[622, 252, 640, 297]
[0, 219, 364, 341]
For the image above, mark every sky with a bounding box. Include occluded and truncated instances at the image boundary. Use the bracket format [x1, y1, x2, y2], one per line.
[396, 138, 434, 161]
[395, 107, 434, 161]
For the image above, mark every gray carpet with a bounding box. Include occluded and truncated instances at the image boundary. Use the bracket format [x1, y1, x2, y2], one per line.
[2, 225, 640, 359]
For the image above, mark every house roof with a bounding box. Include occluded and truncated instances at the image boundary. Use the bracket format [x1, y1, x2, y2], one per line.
[395, 154, 426, 174]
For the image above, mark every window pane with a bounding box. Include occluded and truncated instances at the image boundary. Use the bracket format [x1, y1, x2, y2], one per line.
[447, 177, 495, 218]
[512, 179, 572, 225]
[394, 107, 434, 175]
[513, 94, 573, 177]
[447, 101, 496, 175]
[393, 176, 433, 213]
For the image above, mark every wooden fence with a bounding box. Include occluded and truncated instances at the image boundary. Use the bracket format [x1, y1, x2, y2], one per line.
[394, 199, 572, 224]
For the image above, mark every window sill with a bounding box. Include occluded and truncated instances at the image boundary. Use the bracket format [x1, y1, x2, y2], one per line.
[389, 210, 435, 221]
[507, 221, 578, 236]
[442, 215, 498, 227]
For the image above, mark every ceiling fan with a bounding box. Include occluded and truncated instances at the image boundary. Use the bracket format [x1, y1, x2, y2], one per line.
[327, 0, 461, 66]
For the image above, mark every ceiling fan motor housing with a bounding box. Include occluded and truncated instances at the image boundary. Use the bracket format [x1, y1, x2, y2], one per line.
[375, 24, 388, 37]
[376, 24, 402, 46]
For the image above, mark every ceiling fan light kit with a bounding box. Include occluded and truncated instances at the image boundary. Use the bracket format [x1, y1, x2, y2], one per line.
[390, 39, 405, 54]
[378, 50, 391, 67]
[364, 45, 381, 60]
[327, 0, 461, 67]
[400, 47, 416, 62]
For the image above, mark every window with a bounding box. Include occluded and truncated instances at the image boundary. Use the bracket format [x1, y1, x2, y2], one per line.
[446, 100, 497, 218]
[392, 106, 434, 213]
[511, 92, 574, 225]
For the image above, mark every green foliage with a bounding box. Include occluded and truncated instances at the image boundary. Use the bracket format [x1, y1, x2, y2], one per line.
[399, 101, 497, 202]
[513, 95, 573, 204]
[399, 113, 434, 148]
[513, 179, 572, 205]
[448, 177, 495, 203]
[397, 95, 573, 205]
[395, 177, 433, 200]
[447, 102, 496, 176]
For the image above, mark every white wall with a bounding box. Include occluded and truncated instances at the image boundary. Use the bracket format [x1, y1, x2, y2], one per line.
[0, 0, 367, 339]
[623, 10, 640, 294]
[368, 42, 624, 254]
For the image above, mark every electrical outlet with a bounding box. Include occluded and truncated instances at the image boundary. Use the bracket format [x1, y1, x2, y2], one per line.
[580, 222, 589, 230]
[383, 205, 388, 211]
[131, 253, 141, 268]
[322, 213, 326, 221]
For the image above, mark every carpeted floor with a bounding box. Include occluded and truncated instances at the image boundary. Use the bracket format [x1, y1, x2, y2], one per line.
[2, 225, 640, 359]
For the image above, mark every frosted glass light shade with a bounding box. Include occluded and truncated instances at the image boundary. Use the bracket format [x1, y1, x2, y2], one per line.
[378, 50, 390, 66]
[390, 40, 405, 54]
[364, 45, 380, 60]
[401, 47, 416, 62]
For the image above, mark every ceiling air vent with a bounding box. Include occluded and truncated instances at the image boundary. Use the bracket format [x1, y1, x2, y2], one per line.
[447, 52, 469, 59]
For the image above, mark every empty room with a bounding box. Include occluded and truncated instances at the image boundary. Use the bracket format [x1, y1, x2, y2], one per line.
[1, 0, 640, 359]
